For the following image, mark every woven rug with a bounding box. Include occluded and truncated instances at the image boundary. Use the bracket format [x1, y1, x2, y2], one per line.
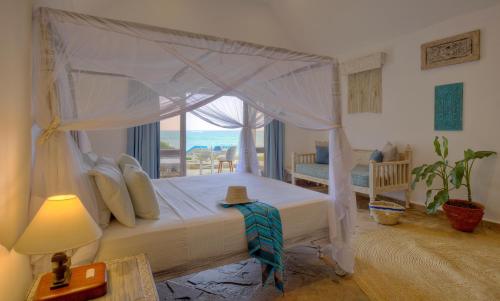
[155, 244, 368, 300]
[353, 210, 500, 301]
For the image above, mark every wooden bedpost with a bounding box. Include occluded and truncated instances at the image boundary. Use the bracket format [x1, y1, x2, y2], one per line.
[291, 152, 296, 185]
[404, 145, 412, 208]
[368, 160, 376, 202]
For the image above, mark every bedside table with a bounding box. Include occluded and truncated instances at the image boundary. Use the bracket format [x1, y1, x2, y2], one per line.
[27, 254, 159, 301]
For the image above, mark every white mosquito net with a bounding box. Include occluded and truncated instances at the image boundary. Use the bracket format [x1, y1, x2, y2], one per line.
[32, 7, 356, 273]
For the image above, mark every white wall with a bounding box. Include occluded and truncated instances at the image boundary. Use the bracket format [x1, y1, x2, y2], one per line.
[339, 4, 500, 222]
[284, 124, 328, 168]
[0, 0, 34, 300]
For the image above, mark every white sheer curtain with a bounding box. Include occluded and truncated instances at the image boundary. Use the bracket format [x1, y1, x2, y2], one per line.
[31, 7, 355, 274]
[191, 96, 271, 175]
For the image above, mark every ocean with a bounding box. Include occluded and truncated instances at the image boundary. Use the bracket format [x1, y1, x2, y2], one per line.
[161, 130, 263, 151]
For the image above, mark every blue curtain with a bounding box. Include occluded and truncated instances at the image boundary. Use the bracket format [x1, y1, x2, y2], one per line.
[127, 122, 160, 179]
[264, 120, 285, 180]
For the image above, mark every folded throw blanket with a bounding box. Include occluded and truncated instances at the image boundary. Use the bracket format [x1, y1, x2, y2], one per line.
[222, 201, 284, 292]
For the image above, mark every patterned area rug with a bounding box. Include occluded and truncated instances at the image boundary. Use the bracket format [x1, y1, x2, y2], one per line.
[354, 209, 500, 301]
[155, 244, 367, 300]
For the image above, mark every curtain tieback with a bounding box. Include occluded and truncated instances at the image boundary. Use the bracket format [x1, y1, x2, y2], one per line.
[38, 116, 61, 144]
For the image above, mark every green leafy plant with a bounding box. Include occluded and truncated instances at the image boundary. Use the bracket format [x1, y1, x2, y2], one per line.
[411, 137, 454, 213]
[160, 140, 175, 150]
[451, 149, 496, 202]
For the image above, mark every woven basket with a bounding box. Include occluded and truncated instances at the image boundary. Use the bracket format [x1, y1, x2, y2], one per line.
[369, 201, 405, 225]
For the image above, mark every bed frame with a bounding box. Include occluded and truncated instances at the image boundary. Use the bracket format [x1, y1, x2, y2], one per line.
[153, 228, 329, 280]
[291, 145, 413, 208]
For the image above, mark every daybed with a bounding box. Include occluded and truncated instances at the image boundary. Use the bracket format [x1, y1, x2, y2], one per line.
[291, 146, 412, 207]
[96, 173, 330, 277]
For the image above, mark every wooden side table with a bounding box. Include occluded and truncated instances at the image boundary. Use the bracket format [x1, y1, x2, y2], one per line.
[27, 254, 159, 301]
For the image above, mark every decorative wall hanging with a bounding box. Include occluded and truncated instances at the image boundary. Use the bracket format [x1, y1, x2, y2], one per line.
[342, 52, 385, 113]
[435, 82, 463, 131]
[421, 30, 480, 70]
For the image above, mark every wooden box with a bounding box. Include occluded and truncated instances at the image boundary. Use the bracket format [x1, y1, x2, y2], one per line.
[34, 262, 107, 301]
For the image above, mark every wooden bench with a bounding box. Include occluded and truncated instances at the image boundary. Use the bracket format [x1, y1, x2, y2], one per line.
[291, 145, 412, 208]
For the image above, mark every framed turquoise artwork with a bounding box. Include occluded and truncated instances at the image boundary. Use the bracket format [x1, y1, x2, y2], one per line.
[435, 82, 463, 131]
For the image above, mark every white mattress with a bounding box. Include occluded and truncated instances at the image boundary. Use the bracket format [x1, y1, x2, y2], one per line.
[96, 173, 330, 273]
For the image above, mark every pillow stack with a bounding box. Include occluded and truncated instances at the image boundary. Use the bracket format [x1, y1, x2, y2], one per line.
[90, 159, 136, 227]
[366, 143, 398, 163]
[87, 153, 160, 228]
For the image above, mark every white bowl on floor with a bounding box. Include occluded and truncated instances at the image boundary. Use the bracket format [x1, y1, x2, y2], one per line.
[369, 201, 405, 225]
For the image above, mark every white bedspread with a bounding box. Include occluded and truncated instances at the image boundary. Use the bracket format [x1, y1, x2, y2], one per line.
[96, 173, 330, 273]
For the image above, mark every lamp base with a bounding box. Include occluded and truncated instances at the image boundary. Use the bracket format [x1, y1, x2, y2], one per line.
[50, 252, 71, 290]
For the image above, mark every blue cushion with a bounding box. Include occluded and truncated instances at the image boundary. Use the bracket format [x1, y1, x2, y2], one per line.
[315, 146, 329, 164]
[296, 163, 329, 180]
[369, 150, 383, 163]
[351, 164, 369, 187]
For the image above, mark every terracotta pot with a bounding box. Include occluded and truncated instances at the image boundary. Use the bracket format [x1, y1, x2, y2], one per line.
[442, 199, 484, 232]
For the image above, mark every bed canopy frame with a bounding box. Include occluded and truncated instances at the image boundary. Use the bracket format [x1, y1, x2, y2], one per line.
[31, 7, 356, 273]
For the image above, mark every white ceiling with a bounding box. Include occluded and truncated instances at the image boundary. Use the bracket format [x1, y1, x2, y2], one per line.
[267, 0, 500, 56]
[35, 0, 500, 56]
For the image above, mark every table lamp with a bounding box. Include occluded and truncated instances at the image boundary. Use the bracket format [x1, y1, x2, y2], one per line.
[14, 194, 102, 290]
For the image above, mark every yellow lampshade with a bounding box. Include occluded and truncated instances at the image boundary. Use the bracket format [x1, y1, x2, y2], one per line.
[14, 195, 102, 255]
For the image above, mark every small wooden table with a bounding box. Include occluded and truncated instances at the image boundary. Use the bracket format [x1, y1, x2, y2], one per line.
[27, 254, 159, 301]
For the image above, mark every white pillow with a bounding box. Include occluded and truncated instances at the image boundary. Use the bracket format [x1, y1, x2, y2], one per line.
[89, 176, 112, 229]
[82, 151, 98, 167]
[382, 142, 398, 162]
[80, 154, 111, 228]
[90, 163, 136, 227]
[118, 153, 142, 173]
[97, 156, 120, 169]
[123, 164, 160, 219]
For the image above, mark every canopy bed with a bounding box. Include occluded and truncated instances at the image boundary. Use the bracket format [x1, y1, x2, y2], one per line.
[30, 7, 355, 278]
[96, 173, 330, 276]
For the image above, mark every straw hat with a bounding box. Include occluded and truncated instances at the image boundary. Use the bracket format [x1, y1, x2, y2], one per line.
[222, 186, 254, 205]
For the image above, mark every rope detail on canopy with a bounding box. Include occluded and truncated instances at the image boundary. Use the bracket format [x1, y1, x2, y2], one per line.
[37, 116, 60, 144]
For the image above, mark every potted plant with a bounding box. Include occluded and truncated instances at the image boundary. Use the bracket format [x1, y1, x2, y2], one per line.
[411, 137, 454, 214]
[412, 136, 496, 232]
[446, 149, 496, 232]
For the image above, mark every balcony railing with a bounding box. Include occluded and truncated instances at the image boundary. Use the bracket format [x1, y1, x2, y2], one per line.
[160, 146, 265, 178]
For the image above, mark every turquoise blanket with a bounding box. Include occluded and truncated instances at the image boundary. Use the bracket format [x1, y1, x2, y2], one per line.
[222, 201, 284, 292]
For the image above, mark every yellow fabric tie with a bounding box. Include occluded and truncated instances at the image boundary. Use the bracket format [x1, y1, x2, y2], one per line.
[38, 116, 61, 144]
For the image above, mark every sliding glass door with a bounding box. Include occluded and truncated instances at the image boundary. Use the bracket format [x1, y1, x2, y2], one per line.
[185, 112, 240, 176]
[159, 102, 265, 178]
[159, 114, 186, 177]
[255, 127, 265, 173]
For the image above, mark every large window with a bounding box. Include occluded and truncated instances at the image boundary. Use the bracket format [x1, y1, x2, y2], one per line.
[159, 108, 266, 178]
[185, 112, 240, 176]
